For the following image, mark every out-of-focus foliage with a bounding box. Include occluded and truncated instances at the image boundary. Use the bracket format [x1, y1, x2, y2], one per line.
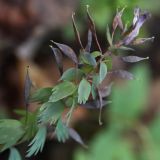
[74, 65, 155, 160]
[64, 0, 160, 39]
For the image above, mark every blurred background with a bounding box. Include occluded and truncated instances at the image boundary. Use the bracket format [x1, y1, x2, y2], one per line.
[0, 0, 160, 159]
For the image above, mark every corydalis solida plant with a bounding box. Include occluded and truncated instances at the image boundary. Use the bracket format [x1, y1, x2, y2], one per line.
[0, 7, 154, 159]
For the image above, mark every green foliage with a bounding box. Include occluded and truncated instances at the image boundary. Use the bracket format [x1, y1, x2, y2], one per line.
[78, 79, 91, 104]
[99, 62, 107, 83]
[61, 68, 84, 81]
[26, 126, 47, 157]
[0, 119, 24, 152]
[39, 101, 64, 124]
[49, 81, 77, 102]
[9, 148, 22, 160]
[30, 87, 52, 103]
[55, 119, 69, 143]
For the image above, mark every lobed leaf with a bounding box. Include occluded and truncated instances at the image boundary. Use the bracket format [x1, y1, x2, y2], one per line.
[60, 68, 84, 81]
[49, 81, 77, 102]
[30, 87, 52, 103]
[0, 119, 25, 151]
[55, 119, 69, 143]
[39, 102, 64, 124]
[9, 148, 22, 160]
[26, 126, 47, 157]
[78, 79, 91, 104]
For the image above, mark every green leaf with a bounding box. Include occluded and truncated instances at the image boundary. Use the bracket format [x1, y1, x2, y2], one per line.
[39, 102, 64, 124]
[49, 81, 77, 102]
[60, 68, 84, 81]
[19, 111, 38, 142]
[0, 119, 25, 152]
[55, 119, 69, 143]
[91, 74, 100, 99]
[99, 62, 107, 83]
[26, 126, 47, 157]
[80, 53, 97, 67]
[30, 87, 52, 103]
[106, 25, 112, 46]
[91, 51, 102, 58]
[78, 79, 91, 104]
[9, 148, 22, 160]
[103, 57, 112, 71]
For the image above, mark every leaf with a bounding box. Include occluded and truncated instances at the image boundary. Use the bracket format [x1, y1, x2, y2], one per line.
[118, 46, 135, 51]
[106, 25, 112, 46]
[60, 68, 84, 81]
[20, 111, 38, 142]
[85, 29, 92, 52]
[80, 100, 111, 109]
[0, 119, 24, 151]
[110, 70, 134, 80]
[99, 62, 107, 83]
[132, 37, 155, 45]
[112, 7, 125, 33]
[69, 128, 87, 148]
[51, 41, 78, 64]
[98, 83, 113, 98]
[80, 52, 97, 67]
[122, 12, 151, 45]
[26, 126, 47, 157]
[86, 5, 102, 52]
[103, 56, 112, 71]
[39, 102, 64, 124]
[9, 148, 22, 160]
[30, 87, 52, 103]
[78, 79, 91, 104]
[49, 81, 77, 102]
[50, 46, 63, 76]
[98, 88, 103, 125]
[55, 119, 69, 143]
[72, 12, 84, 49]
[91, 74, 100, 99]
[91, 51, 102, 58]
[121, 56, 149, 63]
[24, 66, 32, 117]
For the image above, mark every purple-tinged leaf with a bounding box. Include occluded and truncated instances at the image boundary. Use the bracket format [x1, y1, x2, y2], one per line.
[69, 128, 87, 148]
[85, 29, 92, 52]
[133, 7, 141, 26]
[118, 46, 135, 51]
[132, 37, 155, 45]
[122, 11, 151, 45]
[86, 5, 102, 53]
[110, 70, 134, 80]
[51, 41, 78, 64]
[112, 7, 125, 33]
[50, 46, 63, 76]
[80, 100, 111, 109]
[24, 66, 32, 120]
[72, 12, 84, 49]
[98, 83, 113, 98]
[121, 56, 149, 63]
